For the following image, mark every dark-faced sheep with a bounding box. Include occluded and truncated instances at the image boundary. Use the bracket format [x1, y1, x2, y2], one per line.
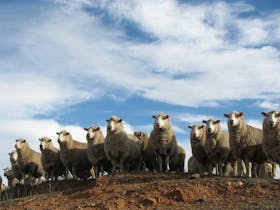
[188, 124, 212, 174]
[202, 119, 230, 176]
[134, 131, 156, 171]
[225, 111, 267, 177]
[149, 113, 178, 173]
[15, 138, 44, 185]
[84, 126, 112, 178]
[57, 130, 91, 180]
[104, 116, 142, 173]
[39, 137, 66, 181]
[9, 150, 23, 183]
[261, 110, 280, 167]
[169, 145, 185, 173]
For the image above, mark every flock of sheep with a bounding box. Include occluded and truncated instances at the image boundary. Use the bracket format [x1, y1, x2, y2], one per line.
[1, 110, 280, 200]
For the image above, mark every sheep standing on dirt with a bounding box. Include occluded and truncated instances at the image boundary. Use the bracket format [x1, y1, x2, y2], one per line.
[169, 145, 185, 173]
[202, 119, 230, 176]
[149, 113, 178, 173]
[57, 130, 91, 180]
[39, 137, 66, 181]
[261, 110, 280, 168]
[104, 116, 142, 173]
[225, 111, 267, 178]
[187, 156, 202, 175]
[188, 125, 212, 174]
[9, 150, 23, 183]
[3, 167, 21, 189]
[84, 126, 112, 178]
[134, 131, 156, 171]
[15, 138, 44, 185]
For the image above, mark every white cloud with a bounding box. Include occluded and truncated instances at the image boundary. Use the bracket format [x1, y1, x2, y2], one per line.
[1, 0, 280, 180]
[257, 100, 280, 111]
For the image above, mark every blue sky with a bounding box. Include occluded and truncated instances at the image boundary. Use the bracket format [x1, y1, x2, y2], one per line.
[1, 0, 280, 180]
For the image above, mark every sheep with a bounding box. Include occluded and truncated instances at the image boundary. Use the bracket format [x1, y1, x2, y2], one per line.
[15, 138, 44, 185]
[1, 183, 9, 201]
[202, 119, 230, 176]
[57, 130, 91, 180]
[188, 124, 213, 175]
[84, 126, 112, 178]
[261, 110, 280, 167]
[104, 116, 142, 173]
[187, 156, 203, 175]
[3, 167, 21, 189]
[8, 150, 23, 183]
[39, 137, 66, 182]
[169, 145, 185, 173]
[133, 131, 156, 171]
[0, 175, 2, 200]
[149, 113, 178, 173]
[225, 111, 267, 178]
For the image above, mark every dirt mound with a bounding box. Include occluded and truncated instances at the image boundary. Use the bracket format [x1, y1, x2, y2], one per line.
[1, 173, 280, 210]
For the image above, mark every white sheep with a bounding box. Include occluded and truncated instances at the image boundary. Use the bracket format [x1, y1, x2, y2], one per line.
[202, 119, 230, 176]
[104, 116, 142, 173]
[149, 113, 178, 173]
[84, 126, 112, 178]
[15, 138, 44, 185]
[39, 137, 66, 181]
[261, 110, 280, 168]
[57, 130, 91, 180]
[225, 111, 267, 178]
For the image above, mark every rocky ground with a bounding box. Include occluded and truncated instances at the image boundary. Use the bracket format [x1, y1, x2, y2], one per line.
[1, 173, 280, 210]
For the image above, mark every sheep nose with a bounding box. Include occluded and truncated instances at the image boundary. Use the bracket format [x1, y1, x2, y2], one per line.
[269, 121, 274, 126]
[208, 128, 212, 133]
[108, 126, 112, 130]
[40, 145, 43, 150]
[230, 120, 234, 124]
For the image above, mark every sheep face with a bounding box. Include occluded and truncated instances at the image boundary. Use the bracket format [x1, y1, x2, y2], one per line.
[3, 167, 12, 178]
[39, 137, 52, 151]
[57, 130, 72, 145]
[9, 150, 18, 163]
[188, 125, 205, 143]
[85, 126, 100, 143]
[153, 113, 170, 131]
[203, 119, 220, 135]
[106, 116, 123, 133]
[15, 138, 28, 151]
[261, 110, 280, 128]
[224, 111, 244, 127]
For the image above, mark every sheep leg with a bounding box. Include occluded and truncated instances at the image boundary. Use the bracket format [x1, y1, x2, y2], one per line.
[244, 160, 251, 178]
[237, 160, 242, 177]
[158, 155, 163, 173]
[165, 156, 170, 172]
[90, 166, 96, 179]
[119, 159, 125, 173]
[71, 166, 77, 180]
[272, 163, 277, 178]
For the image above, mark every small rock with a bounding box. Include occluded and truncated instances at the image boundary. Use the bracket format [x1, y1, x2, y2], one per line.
[236, 181, 243, 186]
[196, 198, 205, 203]
[140, 198, 157, 206]
[190, 173, 200, 179]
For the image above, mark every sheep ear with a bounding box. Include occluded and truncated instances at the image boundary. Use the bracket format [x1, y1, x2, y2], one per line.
[65, 132, 69, 135]
[187, 125, 193, 129]
[215, 120, 220, 124]
[276, 112, 280, 118]
[56, 132, 60, 135]
[8, 153, 11, 155]
[96, 127, 100, 130]
[261, 112, 267, 117]
[84, 128, 89, 131]
[237, 112, 244, 117]
[22, 139, 26, 143]
[202, 120, 207, 123]
[47, 139, 52, 142]
[152, 115, 157, 119]
[16, 139, 19, 142]
[224, 114, 229, 118]
[106, 119, 109, 122]
[163, 115, 169, 120]
[118, 119, 123, 123]
[199, 125, 204, 129]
